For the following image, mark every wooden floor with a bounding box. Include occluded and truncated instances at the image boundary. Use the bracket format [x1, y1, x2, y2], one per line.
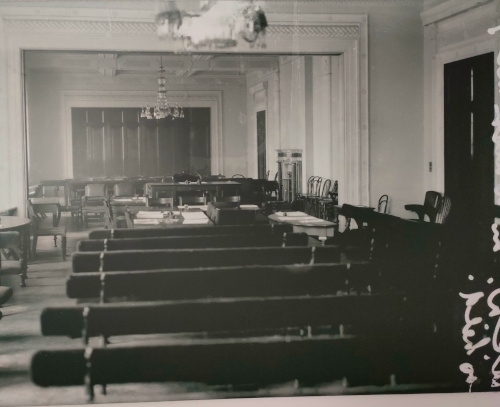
[0, 215, 464, 406]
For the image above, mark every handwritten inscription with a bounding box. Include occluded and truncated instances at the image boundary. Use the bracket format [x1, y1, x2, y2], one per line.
[460, 280, 500, 390]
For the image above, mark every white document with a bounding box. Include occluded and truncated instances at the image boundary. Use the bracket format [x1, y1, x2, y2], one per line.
[133, 218, 161, 225]
[182, 219, 210, 225]
[240, 205, 260, 210]
[275, 211, 308, 217]
[182, 211, 208, 220]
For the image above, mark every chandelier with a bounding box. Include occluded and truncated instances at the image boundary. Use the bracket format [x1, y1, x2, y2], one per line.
[156, 1, 268, 49]
[141, 57, 184, 120]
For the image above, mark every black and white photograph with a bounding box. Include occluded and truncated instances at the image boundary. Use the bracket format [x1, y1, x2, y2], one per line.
[0, 1, 499, 406]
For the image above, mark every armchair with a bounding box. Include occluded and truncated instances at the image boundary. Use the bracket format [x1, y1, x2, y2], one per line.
[404, 191, 441, 222]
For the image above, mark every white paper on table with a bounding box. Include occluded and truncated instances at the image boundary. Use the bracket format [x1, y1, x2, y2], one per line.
[133, 218, 161, 225]
[177, 205, 208, 211]
[113, 197, 146, 202]
[182, 219, 210, 225]
[182, 211, 209, 220]
[240, 205, 260, 210]
[297, 218, 328, 224]
[275, 211, 308, 217]
[136, 211, 164, 219]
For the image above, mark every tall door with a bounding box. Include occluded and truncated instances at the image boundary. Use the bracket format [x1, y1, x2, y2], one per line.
[444, 53, 494, 241]
[256, 110, 266, 179]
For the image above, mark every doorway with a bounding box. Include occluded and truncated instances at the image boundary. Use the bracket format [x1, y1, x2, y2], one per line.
[444, 52, 495, 233]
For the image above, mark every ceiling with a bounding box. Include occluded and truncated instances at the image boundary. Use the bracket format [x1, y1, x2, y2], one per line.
[24, 51, 280, 79]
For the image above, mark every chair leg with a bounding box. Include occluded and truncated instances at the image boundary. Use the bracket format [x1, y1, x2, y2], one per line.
[31, 236, 38, 260]
[61, 235, 67, 260]
[53, 235, 58, 247]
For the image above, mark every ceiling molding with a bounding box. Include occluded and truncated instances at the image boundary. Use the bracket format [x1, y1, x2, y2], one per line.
[421, 0, 492, 26]
[268, 24, 360, 38]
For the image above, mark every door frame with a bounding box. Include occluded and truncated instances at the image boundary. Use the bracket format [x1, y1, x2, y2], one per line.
[2, 7, 369, 214]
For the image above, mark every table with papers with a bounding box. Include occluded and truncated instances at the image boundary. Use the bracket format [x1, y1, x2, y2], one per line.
[268, 211, 336, 242]
[132, 208, 212, 228]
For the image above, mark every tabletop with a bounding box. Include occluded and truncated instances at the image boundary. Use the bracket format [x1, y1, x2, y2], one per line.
[0, 216, 32, 230]
[30, 197, 63, 205]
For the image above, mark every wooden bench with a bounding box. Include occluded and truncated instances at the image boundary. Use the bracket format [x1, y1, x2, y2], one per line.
[77, 232, 309, 252]
[40, 294, 401, 339]
[33, 294, 458, 399]
[72, 246, 342, 273]
[88, 224, 293, 239]
[66, 262, 372, 301]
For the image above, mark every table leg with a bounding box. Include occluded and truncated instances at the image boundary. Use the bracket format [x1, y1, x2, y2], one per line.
[19, 225, 29, 287]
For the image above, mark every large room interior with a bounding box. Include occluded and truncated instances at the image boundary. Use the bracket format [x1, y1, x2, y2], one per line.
[0, 0, 500, 406]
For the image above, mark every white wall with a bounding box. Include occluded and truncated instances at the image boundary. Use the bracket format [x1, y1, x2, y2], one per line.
[25, 70, 247, 184]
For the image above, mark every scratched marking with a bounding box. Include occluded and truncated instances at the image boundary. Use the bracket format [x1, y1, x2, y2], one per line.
[459, 363, 478, 392]
[459, 292, 491, 355]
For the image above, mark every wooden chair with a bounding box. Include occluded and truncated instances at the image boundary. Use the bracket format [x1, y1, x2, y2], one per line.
[0, 231, 18, 306]
[76, 232, 309, 252]
[404, 191, 441, 222]
[81, 184, 108, 229]
[88, 223, 293, 239]
[72, 246, 342, 273]
[113, 183, 135, 197]
[178, 194, 206, 206]
[28, 201, 67, 260]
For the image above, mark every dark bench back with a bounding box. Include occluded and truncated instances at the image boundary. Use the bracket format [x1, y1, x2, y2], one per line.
[77, 232, 308, 252]
[66, 262, 371, 301]
[88, 224, 292, 239]
[72, 246, 341, 273]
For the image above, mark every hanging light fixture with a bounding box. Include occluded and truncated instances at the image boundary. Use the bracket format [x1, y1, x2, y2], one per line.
[141, 56, 184, 120]
[156, 1, 267, 50]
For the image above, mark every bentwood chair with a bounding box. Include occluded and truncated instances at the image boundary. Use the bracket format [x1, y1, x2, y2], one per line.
[378, 195, 389, 214]
[405, 191, 441, 222]
[28, 201, 67, 260]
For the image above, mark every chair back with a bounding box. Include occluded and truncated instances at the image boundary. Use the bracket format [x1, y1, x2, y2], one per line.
[85, 184, 106, 198]
[321, 179, 332, 198]
[435, 196, 452, 224]
[214, 195, 241, 203]
[113, 183, 135, 197]
[178, 195, 206, 206]
[423, 191, 441, 222]
[378, 195, 389, 214]
[146, 197, 174, 208]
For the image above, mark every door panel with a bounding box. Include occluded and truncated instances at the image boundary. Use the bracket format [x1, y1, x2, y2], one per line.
[72, 108, 211, 178]
[444, 52, 494, 245]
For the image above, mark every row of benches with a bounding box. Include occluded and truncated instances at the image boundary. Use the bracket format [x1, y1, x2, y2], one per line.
[31, 220, 463, 400]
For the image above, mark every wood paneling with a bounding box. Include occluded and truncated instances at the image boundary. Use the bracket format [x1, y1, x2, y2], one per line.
[72, 108, 211, 178]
